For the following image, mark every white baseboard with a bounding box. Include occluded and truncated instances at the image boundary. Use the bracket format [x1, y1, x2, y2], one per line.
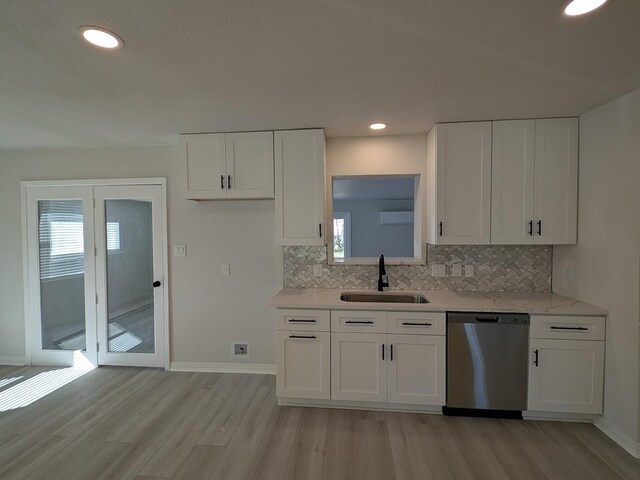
[170, 361, 276, 375]
[595, 416, 640, 459]
[0, 355, 27, 366]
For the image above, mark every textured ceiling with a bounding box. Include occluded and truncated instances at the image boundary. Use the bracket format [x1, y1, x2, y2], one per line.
[1, 0, 639, 149]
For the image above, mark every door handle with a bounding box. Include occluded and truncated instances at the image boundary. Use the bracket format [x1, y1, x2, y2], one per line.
[390, 344, 393, 361]
[319, 223, 322, 238]
[529, 220, 533, 236]
[228, 175, 232, 189]
[153, 281, 161, 288]
[537, 220, 542, 236]
[220, 175, 225, 189]
[475, 316, 499, 323]
[534, 349, 539, 367]
[439, 221, 443, 236]
[382, 343, 385, 360]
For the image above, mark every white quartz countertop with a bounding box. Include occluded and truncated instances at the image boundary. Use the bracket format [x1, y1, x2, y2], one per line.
[270, 288, 608, 316]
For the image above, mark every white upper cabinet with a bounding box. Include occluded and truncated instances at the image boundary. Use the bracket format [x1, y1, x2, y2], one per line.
[533, 118, 578, 244]
[427, 122, 492, 245]
[225, 131, 274, 199]
[182, 133, 227, 199]
[491, 118, 578, 245]
[274, 129, 325, 245]
[491, 120, 536, 244]
[181, 131, 274, 200]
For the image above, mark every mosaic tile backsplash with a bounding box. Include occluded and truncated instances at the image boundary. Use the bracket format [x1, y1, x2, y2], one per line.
[284, 245, 552, 292]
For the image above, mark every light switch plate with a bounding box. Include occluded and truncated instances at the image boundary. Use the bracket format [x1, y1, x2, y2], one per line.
[221, 264, 230, 276]
[313, 264, 323, 277]
[464, 265, 474, 277]
[432, 264, 446, 277]
[452, 264, 462, 277]
[172, 245, 186, 257]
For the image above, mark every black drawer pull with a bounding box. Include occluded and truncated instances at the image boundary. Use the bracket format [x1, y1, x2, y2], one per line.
[382, 344, 385, 360]
[288, 319, 316, 323]
[534, 349, 539, 366]
[401, 322, 432, 326]
[550, 326, 589, 331]
[390, 344, 394, 361]
[289, 335, 316, 339]
[345, 320, 374, 324]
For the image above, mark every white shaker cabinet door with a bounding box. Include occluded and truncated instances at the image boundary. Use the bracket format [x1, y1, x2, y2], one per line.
[431, 122, 492, 245]
[533, 118, 578, 245]
[181, 133, 227, 199]
[274, 129, 325, 245]
[225, 131, 274, 199]
[387, 334, 445, 406]
[276, 331, 330, 399]
[491, 120, 536, 244]
[331, 332, 387, 402]
[527, 339, 604, 414]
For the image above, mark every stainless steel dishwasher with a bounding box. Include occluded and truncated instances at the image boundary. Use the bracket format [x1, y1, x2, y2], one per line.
[445, 312, 530, 417]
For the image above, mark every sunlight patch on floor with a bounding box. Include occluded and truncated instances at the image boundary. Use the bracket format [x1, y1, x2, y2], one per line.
[0, 351, 95, 412]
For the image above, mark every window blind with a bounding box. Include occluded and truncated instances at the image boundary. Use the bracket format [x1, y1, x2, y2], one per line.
[38, 200, 85, 279]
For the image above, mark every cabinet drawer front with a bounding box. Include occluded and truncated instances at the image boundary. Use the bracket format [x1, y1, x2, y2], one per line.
[276, 309, 330, 332]
[331, 310, 387, 333]
[387, 312, 445, 335]
[531, 315, 605, 341]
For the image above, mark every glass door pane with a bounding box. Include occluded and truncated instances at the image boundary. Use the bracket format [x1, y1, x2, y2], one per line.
[38, 200, 87, 351]
[104, 199, 155, 354]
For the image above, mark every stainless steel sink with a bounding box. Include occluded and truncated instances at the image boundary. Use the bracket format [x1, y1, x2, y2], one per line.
[340, 292, 429, 304]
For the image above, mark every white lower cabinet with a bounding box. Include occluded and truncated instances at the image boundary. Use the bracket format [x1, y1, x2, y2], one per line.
[387, 334, 446, 405]
[527, 315, 605, 415]
[331, 332, 387, 402]
[276, 330, 330, 399]
[527, 338, 604, 414]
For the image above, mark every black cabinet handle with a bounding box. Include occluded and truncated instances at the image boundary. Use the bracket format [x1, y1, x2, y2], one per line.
[439, 221, 443, 236]
[289, 334, 316, 339]
[534, 349, 539, 367]
[550, 326, 588, 331]
[228, 175, 232, 189]
[345, 320, 374, 324]
[529, 220, 533, 236]
[537, 220, 542, 235]
[390, 344, 394, 361]
[152, 281, 161, 288]
[382, 344, 385, 360]
[319, 223, 322, 238]
[401, 322, 432, 326]
[220, 175, 225, 189]
[288, 319, 316, 323]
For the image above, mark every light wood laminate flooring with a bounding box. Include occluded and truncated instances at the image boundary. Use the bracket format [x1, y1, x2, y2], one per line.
[0, 365, 638, 480]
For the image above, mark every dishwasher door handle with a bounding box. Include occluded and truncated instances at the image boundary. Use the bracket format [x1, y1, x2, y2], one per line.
[475, 316, 500, 323]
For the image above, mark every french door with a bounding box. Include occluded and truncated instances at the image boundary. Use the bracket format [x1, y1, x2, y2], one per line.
[24, 181, 167, 368]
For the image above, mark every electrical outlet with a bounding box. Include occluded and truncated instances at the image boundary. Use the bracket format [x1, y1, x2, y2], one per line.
[221, 264, 230, 276]
[452, 264, 462, 277]
[172, 245, 186, 257]
[313, 264, 323, 277]
[431, 264, 446, 277]
[231, 341, 251, 359]
[464, 265, 474, 277]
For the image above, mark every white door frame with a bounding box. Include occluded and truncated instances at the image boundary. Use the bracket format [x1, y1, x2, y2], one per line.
[21, 178, 170, 370]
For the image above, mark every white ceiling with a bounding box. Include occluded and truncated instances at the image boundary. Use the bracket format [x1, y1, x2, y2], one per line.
[1, 0, 639, 149]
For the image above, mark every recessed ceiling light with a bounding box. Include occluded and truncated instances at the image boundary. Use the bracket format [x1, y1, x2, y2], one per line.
[564, 0, 608, 16]
[370, 123, 387, 130]
[79, 26, 123, 49]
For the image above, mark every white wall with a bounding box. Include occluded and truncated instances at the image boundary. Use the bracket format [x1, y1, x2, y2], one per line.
[553, 87, 640, 446]
[0, 146, 282, 367]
